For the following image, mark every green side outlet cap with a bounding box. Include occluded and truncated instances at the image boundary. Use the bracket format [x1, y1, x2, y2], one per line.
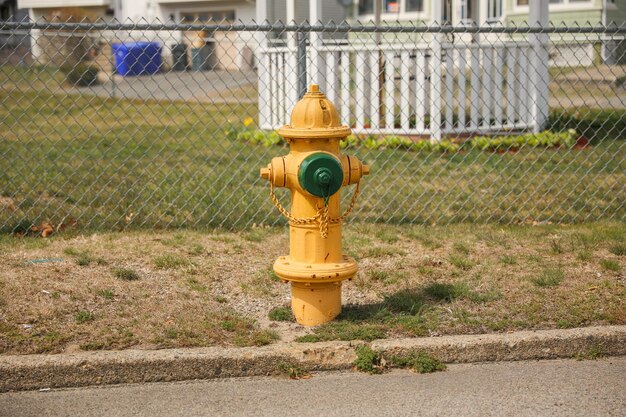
[298, 153, 344, 198]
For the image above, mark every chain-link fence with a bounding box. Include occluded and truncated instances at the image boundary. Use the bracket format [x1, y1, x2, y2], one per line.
[0, 20, 624, 233]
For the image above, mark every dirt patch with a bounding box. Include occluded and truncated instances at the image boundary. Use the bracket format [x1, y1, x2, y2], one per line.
[0, 222, 624, 354]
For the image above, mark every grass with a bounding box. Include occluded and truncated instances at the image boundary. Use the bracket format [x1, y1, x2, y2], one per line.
[112, 267, 140, 281]
[354, 345, 384, 374]
[600, 259, 620, 272]
[531, 268, 565, 288]
[268, 306, 293, 322]
[389, 351, 447, 373]
[1, 66, 625, 232]
[0, 219, 625, 354]
[353, 345, 446, 374]
[154, 254, 190, 269]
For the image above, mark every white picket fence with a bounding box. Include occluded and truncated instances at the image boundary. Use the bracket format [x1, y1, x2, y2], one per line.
[258, 39, 548, 139]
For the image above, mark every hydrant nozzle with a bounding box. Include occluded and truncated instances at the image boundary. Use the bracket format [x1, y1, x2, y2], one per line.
[260, 84, 369, 326]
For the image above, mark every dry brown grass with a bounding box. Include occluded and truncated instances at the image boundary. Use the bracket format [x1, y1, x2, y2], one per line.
[0, 222, 624, 354]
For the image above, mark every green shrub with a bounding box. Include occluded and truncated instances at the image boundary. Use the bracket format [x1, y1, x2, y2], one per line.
[268, 306, 293, 322]
[390, 351, 446, 373]
[61, 64, 100, 87]
[354, 345, 383, 374]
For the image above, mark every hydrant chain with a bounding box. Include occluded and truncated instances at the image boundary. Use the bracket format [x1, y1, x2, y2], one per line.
[269, 180, 361, 236]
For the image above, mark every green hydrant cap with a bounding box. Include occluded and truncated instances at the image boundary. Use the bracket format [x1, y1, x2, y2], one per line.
[298, 153, 343, 198]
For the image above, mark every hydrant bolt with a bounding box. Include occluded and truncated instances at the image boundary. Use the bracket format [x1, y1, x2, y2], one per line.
[260, 84, 369, 327]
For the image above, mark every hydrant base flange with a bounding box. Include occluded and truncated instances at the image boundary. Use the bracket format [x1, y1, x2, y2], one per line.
[291, 281, 343, 326]
[273, 255, 358, 284]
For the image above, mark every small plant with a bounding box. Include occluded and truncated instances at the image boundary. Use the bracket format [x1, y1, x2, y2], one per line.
[220, 320, 236, 331]
[576, 344, 605, 361]
[608, 244, 625, 256]
[452, 242, 471, 255]
[577, 250, 592, 262]
[354, 345, 384, 374]
[96, 289, 114, 299]
[295, 322, 385, 343]
[75, 311, 94, 323]
[531, 268, 564, 288]
[75, 253, 93, 266]
[278, 362, 310, 379]
[188, 243, 204, 255]
[449, 254, 474, 270]
[500, 255, 517, 265]
[600, 259, 620, 272]
[368, 269, 390, 282]
[423, 282, 469, 302]
[154, 254, 189, 269]
[113, 267, 140, 281]
[187, 277, 207, 291]
[550, 239, 565, 254]
[390, 351, 446, 373]
[268, 306, 293, 322]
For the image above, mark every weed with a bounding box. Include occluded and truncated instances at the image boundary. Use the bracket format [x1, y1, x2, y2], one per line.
[96, 289, 114, 299]
[63, 247, 80, 256]
[154, 254, 189, 269]
[467, 288, 503, 303]
[188, 243, 204, 255]
[577, 250, 592, 262]
[390, 351, 446, 373]
[241, 329, 280, 347]
[449, 254, 474, 270]
[576, 344, 605, 360]
[531, 268, 565, 288]
[220, 320, 236, 331]
[368, 269, 390, 282]
[278, 362, 310, 379]
[243, 228, 270, 242]
[75, 311, 94, 323]
[384, 289, 426, 314]
[112, 267, 140, 281]
[240, 269, 276, 298]
[75, 253, 93, 266]
[424, 282, 468, 302]
[608, 244, 625, 256]
[362, 246, 405, 258]
[550, 239, 565, 254]
[556, 319, 573, 329]
[214, 295, 227, 303]
[187, 277, 207, 292]
[376, 230, 399, 244]
[500, 255, 517, 265]
[354, 345, 384, 374]
[452, 242, 471, 255]
[295, 322, 385, 343]
[268, 306, 293, 322]
[600, 259, 620, 272]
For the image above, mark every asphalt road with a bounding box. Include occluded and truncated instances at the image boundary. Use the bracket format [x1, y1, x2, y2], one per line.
[2, 357, 625, 417]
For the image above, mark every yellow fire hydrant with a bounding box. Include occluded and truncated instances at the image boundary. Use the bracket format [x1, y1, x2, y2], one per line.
[260, 84, 369, 326]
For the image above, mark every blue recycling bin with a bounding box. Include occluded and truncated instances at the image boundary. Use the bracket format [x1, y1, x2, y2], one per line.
[112, 42, 162, 76]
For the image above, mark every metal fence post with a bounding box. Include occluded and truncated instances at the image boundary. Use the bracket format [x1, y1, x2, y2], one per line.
[297, 30, 307, 98]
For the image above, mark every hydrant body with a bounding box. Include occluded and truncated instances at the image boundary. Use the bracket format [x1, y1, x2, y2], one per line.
[260, 85, 369, 326]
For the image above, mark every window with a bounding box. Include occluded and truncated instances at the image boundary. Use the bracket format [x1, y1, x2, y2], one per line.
[488, 0, 502, 20]
[359, 0, 374, 14]
[358, 0, 424, 15]
[406, 0, 423, 12]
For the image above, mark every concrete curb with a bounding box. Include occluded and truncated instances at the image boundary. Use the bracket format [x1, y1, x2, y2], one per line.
[1, 325, 625, 392]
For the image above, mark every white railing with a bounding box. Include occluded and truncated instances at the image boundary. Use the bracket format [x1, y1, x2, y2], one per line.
[258, 40, 546, 139]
